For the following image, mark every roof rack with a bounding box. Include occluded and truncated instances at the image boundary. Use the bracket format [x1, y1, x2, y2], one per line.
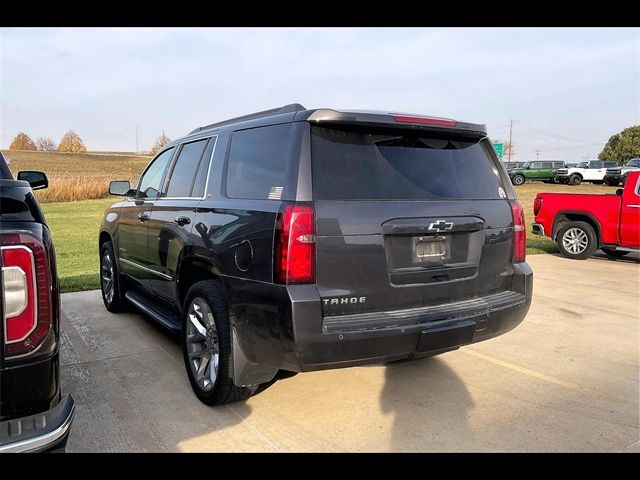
[189, 103, 306, 134]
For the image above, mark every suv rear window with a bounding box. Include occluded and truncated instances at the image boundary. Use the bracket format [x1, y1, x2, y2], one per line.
[311, 126, 503, 200]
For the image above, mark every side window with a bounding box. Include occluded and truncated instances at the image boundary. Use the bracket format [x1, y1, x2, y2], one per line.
[137, 148, 174, 199]
[591, 161, 602, 169]
[225, 123, 295, 200]
[191, 137, 216, 198]
[531, 162, 543, 168]
[165, 139, 209, 197]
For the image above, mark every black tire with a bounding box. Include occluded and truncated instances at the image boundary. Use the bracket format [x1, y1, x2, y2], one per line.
[556, 221, 597, 260]
[551, 174, 561, 184]
[182, 279, 255, 405]
[621, 175, 628, 186]
[568, 174, 582, 186]
[593, 180, 604, 185]
[604, 178, 619, 186]
[100, 241, 127, 312]
[511, 174, 525, 186]
[601, 247, 629, 258]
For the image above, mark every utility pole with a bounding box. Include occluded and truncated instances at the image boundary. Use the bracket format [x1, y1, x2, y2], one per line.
[508, 119, 513, 162]
[135, 126, 139, 154]
[535, 150, 541, 162]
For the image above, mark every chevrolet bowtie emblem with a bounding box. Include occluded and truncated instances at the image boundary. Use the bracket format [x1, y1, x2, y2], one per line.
[428, 220, 453, 232]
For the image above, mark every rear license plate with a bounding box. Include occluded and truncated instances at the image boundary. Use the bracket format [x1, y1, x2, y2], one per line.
[413, 236, 447, 263]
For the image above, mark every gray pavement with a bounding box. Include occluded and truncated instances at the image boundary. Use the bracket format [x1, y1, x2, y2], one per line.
[60, 252, 639, 452]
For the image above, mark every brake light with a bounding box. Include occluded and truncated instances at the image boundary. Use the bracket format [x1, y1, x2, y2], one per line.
[274, 204, 315, 284]
[1, 233, 52, 357]
[509, 200, 526, 263]
[393, 115, 457, 127]
[533, 197, 543, 216]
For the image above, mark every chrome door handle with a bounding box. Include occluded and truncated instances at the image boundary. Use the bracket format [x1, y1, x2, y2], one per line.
[174, 216, 191, 226]
[137, 213, 149, 222]
[627, 204, 640, 208]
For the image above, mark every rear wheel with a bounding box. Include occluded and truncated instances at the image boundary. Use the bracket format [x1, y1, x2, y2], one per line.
[100, 241, 127, 312]
[556, 221, 597, 260]
[182, 280, 256, 405]
[511, 174, 525, 186]
[601, 247, 629, 258]
[568, 174, 582, 186]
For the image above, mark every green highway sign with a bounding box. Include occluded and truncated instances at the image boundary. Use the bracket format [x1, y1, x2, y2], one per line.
[492, 142, 504, 160]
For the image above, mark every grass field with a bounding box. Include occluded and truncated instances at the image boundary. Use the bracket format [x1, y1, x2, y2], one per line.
[41, 180, 620, 293]
[3, 149, 150, 203]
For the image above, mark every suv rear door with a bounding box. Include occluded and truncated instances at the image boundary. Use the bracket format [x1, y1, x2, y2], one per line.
[310, 124, 518, 316]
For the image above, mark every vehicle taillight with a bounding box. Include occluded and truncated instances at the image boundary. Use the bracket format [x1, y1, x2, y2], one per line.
[1, 233, 52, 357]
[533, 197, 543, 216]
[509, 200, 526, 263]
[392, 115, 457, 127]
[274, 203, 315, 284]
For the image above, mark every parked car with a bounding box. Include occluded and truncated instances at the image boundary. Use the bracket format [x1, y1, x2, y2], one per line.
[603, 158, 640, 186]
[99, 104, 533, 405]
[0, 152, 75, 452]
[555, 160, 618, 185]
[532, 171, 640, 259]
[509, 161, 565, 185]
[501, 161, 525, 172]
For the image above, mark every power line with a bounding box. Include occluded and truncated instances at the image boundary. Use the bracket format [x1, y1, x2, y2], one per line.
[512, 119, 604, 145]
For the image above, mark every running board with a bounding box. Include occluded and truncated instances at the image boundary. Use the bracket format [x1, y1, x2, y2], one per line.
[125, 290, 182, 333]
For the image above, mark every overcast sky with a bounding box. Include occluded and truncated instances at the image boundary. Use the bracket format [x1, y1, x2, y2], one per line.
[1, 27, 638, 162]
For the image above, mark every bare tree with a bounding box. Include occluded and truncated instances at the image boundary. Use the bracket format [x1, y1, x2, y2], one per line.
[9, 132, 37, 150]
[150, 132, 171, 155]
[36, 136, 57, 151]
[57, 130, 87, 153]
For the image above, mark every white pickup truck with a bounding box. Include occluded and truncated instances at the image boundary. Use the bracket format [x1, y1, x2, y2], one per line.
[555, 160, 618, 185]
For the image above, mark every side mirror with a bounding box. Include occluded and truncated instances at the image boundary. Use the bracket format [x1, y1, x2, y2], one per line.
[616, 188, 624, 196]
[17, 171, 48, 190]
[109, 180, 132, 196]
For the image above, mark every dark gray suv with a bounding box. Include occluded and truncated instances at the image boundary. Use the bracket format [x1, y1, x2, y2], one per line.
[99, 104, 533, 405]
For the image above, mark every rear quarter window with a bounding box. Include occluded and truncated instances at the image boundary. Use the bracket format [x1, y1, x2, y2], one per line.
[225, 123, 297, 200]
[311, 126, 504, 200]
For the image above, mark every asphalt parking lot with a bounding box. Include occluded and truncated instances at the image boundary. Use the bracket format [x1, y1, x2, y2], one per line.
[60, 252, 639, 452]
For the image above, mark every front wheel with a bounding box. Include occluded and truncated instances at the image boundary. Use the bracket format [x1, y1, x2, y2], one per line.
[601, 247, 629, 258]
[100, 241, 127, 312]
[556, 221, 597, 260]
[568, 174, 582, 186]
[511, 174, 525, 186]
[182, 280, 256, 405]
[551, 174, 562, 184]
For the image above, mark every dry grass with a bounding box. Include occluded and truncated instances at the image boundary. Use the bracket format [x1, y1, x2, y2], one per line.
[3, 149, 151, 203]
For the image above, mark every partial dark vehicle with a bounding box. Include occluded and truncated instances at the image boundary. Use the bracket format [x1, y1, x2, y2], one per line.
[99, 104, 533, 405]
[501, 161, 525, 173]
[603, 158, 640, 186]
[0, 152, 75, 452]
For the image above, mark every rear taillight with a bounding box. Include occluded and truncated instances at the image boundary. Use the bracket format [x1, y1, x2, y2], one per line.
[1, 233, 52, 357]
[392, 115, 457, 127]
[533, 197, 543, 216]
[274, 203, 316, 284]
[509, 200, 526, 263]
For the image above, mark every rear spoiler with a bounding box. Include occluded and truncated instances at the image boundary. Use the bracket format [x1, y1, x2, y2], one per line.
[296, 109, 487, 137]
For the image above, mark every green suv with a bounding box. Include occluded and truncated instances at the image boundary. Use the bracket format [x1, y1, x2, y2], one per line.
[509, 160, 565, 186]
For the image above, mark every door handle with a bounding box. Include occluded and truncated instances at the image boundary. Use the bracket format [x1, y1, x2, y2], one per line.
[627, 204, 640, 208]
[174, 216, 191, 226]
[137, 213, 149, 222]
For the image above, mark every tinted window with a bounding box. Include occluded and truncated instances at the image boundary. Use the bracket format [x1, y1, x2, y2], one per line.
[226, 124, 295, 200]
[191, 137, 216, 197]
[531, 162, 544, 168]
[166, 139, 208, 197]
[603, 161, 617, 167]
[137, 148, 174, 199]
[311, 126, 503, 200]
[629, 159, 640, 167]
[590, 161, 602, 168]
[553, 162, 564, 168]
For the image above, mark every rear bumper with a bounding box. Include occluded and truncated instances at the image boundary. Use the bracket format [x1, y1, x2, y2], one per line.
[531, 223, 545, 236]
[286, 262, 532, 372]
[0, 394, 75, 453]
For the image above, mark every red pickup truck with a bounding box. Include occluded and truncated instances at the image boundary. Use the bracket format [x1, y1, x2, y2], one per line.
[532, 171, 640, 259]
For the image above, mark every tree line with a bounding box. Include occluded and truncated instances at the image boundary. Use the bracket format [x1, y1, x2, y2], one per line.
[8, 131, 172, 156]
[9, 130, 87, 153]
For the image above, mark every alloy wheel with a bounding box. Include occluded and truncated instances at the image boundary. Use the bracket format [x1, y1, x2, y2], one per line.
[101, 251, 115, 304]
[186, 297, 220, 392]
[562, 228, 588, 254]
